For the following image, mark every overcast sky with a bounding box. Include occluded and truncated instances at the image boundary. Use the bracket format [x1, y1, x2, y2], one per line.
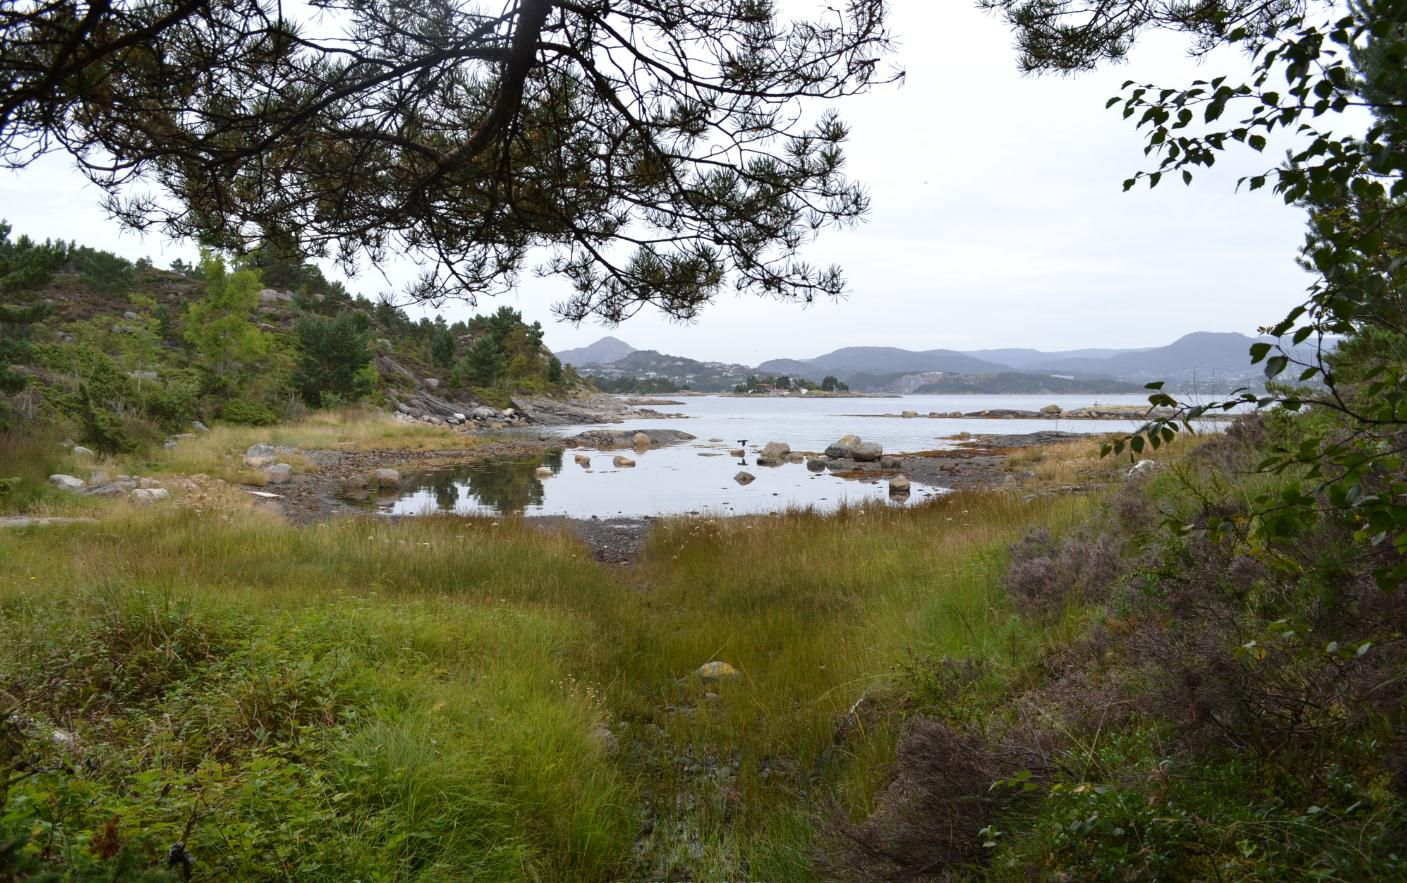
[0, 2, 1314, 365]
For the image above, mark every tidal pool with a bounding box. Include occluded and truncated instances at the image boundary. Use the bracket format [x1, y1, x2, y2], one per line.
[380, 444, 941, 519]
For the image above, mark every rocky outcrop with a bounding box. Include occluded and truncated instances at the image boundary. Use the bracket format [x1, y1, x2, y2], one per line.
[512, 393, 677, 426]
[566, 428, 695, 449]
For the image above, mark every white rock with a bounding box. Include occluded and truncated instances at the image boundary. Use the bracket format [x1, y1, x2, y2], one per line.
[71, 446, 95, 458]
[1127, 459, 1158, 478]
[131, 488, 169, 504]
[49, 474, 85, 492]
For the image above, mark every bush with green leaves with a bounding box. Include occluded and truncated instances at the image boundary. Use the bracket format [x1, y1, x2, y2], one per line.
[450, 306, 566, 405]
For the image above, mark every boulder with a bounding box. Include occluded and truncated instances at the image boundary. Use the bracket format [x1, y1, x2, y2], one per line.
[423, 378, 440, 390]
[785, 451, 806, 463]
[244, 443, 277, 468]
[901, 410, 918, 418]
[49, 474, 85, 492]
[71, 445, 95, 458]
[824, 434, 863, 459]
[632, 431, 652, 448]
[535, 466, 554, 478]
[889, 475, 911, 496]
[191, 420, 209, 433]
[131, 488, 170, 504]
[852, 441, 883, 462]
[756, 441, 791, 465]
[473, 406, 497, 420]
[137, 477, 162, 489]
[123, 310, 140, 320]
[342, 473, 371, 494]
[589, 724, 618, 754]
[734, 471, 755, 485]
[574, 454, 592, 467]
[89, 470, 111, 486]
[374, 468, 401, 488]
[257, 288, 293, 305]
[265, 463, 293, 485]
[729, 448, 745, 458]
[696, 661, 740, 681]
[612, 456, 636, 468]
[1040, 404, 1063, 416]
[806, 457, 828, 472]
[880, 455, 902, 469]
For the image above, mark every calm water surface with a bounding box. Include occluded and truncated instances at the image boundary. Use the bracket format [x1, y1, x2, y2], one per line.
[383, 393, 1182, 518]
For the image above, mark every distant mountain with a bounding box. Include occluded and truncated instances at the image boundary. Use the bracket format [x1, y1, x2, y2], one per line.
[1022, 332, 1293, 387]
[556, 336, 635, 366]
[756, 346, 1006, 378]
[963, 347, 1145, 369]
[908, 373, 1145, 395]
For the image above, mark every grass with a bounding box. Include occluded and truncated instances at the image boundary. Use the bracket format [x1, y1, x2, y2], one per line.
[0, 462, 1097, 880]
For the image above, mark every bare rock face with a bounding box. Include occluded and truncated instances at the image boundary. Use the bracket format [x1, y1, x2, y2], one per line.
[734, 471, 755, 485]
[244, 443, 277, 468]
[612, 456, 636, 468]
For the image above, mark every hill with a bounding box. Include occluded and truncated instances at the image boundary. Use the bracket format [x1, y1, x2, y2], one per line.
[577, 349, 757, 392]
[1022, 331, 1289, 386]
[556, 335, 635, 366]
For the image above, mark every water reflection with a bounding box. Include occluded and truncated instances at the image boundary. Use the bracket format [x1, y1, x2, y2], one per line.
[397, 450, 564, 515]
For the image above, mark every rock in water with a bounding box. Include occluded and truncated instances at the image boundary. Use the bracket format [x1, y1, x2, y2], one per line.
[632, 431, 652, 448]
[265, 463, 292, 485]
[901, 410, 918, 418]
[1040, 404, 1063, 415]
[852, 441, 883, 462]
[734, 471, 755, 485]
[806, 457, 828, 471]
[374, 468, 401, 488]
[696, 661, 741, 681]
[889, 475, 911, 496]
[244, 443, 277, 468]
[825, 434, 863, 459]
[730, 448, 745, 458]
[535, 466, 553, 478]
[574, 454, 592, 467]
[613, 456, 636, 468]
[756, 441, 791, 465]
[49, 474, 85, 492]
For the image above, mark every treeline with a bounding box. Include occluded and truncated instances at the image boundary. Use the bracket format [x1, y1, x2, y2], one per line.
[733, 373, 848, 393]
[0, 224, 574, 450]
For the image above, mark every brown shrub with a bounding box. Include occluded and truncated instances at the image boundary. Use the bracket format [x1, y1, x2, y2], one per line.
[1002, 526, 1125, 617]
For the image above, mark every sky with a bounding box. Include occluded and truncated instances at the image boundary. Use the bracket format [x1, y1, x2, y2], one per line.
[0, 2, 1317, 366]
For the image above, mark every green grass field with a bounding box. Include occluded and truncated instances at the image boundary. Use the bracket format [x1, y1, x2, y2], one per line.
[0, 483, 1091, 880]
